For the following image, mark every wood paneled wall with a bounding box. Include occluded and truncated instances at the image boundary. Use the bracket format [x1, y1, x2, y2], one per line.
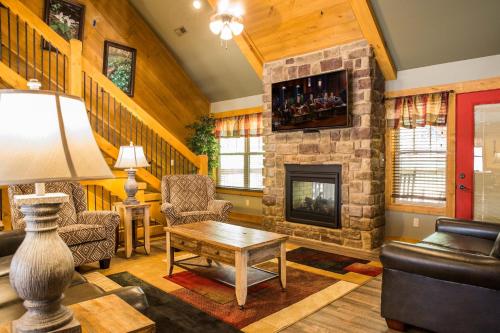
[20, 0, 209, 142]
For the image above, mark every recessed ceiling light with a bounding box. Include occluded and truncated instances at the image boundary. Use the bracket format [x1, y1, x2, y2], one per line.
[193, 0, 202, 9]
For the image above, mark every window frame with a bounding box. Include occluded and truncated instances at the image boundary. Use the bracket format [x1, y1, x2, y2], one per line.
[385, 94, 456, 216]
[217, 135, 264, 192]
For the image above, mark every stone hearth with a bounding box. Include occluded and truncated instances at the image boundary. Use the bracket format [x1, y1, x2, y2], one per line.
[261, 40, 386, 250]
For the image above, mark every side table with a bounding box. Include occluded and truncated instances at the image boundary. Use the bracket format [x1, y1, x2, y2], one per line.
[0, 294, 155, 333]
[113, 202, 151, 259]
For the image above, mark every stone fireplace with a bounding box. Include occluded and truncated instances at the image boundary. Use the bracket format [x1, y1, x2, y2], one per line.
[262, 40, 386, 250]
[285, 164, 341, 228]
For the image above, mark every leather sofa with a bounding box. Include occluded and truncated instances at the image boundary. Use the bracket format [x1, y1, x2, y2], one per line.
[380, 217, 500, 333]
[0, 230, 149, 324]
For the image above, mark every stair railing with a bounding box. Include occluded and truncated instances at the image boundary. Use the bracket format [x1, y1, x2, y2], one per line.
[0, 0, 208, 181]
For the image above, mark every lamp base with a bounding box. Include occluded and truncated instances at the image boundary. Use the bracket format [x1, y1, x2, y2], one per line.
[10, 193, 81, 333]
[123, 197, 140, 206]
[124, 169, 140, 205]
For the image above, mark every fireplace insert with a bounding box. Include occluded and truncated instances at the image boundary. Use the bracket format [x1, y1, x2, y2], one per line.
[285, 164, 341, 228]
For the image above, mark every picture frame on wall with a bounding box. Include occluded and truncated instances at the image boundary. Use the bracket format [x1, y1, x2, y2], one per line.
[44, 0, 85, 46]
[103, 41, 137, 97]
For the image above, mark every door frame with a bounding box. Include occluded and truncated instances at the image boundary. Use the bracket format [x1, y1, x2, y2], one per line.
[455, 89, 500, 219]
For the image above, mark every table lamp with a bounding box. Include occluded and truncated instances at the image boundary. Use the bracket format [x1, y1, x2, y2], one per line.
[0, 80, 113, 333]
[114, 142, 150, 205]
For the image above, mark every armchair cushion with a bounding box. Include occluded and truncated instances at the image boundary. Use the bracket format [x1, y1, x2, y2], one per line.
[59, 224, 107, 247]
[419, 232, 495, 256]
[165, 175, 210, 212]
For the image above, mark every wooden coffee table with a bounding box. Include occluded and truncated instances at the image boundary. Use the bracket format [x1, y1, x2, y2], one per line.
[165, 221, 288, 309]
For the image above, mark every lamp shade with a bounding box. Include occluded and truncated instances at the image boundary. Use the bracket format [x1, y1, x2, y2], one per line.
[0, 90, 113, 185]
[114, 142, 150, 169]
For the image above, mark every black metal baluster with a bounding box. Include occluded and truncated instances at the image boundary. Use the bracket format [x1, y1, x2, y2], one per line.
[0, 8, 3, 61]
[169, 145, 172, 175]
[7, 9, 11, 68]
[129, 112, 133, 144]
[160, 139, 164, 178]
[63, 56, 66, 92]
[101, 186, 104, 210]
[95, 82, 99, 132]
[135, 116, 138, 144]
[48, 43, 52, 90]
[24, 22, 27, 79]
[55, 49, 59, 92]
[89, 77, 93, 125]
[93, 185, 97, 210]
[107, 92, 110, 141]
[15, 15, 19, 74]
[101, 89, 104, 137]
[83, 73, 87, 116]
[86, 186, 89, 210]
[155, 133, 158, 177]
[32, 29, 35, 79]
[119, 104, 122, 145]
[113, 98, 116, 146]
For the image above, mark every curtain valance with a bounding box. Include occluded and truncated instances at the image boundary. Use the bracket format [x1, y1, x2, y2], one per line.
[214, 113, 262, 138]
[385, 92, 449, 129]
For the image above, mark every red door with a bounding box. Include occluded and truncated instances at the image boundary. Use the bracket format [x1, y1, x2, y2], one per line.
[456, 89, 500, 219]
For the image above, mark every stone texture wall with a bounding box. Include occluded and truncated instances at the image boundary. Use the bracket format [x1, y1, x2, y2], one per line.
[262, 40, 386, 250]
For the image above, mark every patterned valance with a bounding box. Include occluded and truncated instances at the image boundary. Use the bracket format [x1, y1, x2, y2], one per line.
[385, 92, 449, 129]
[214, 113, 263, 138]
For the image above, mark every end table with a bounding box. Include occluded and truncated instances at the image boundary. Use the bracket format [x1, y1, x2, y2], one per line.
[113, 202, 151, 259]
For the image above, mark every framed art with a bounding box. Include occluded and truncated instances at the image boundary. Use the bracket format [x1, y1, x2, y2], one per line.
[103, 41, 137, 97]
[44, 0, 85, 42]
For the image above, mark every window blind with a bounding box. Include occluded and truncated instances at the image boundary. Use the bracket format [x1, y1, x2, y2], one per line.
[218, 136, 263, 190]
[392, 125, 447, 205]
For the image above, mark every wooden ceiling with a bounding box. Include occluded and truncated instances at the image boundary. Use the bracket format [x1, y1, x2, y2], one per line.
[208, 0, 395, 79]
[244, 0, 362, 62]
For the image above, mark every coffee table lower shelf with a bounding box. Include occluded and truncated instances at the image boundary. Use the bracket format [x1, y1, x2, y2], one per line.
[175, 255, 279, 288]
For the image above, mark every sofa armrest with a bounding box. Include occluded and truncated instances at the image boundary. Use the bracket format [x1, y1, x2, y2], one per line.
[207, 200, 232, 219]
[103, 286, 149, 313]
[77, 211, 120, 238]
[381, 241, 500, 290]
[436, 217, 500, 240]
[0, 230, 25, 257]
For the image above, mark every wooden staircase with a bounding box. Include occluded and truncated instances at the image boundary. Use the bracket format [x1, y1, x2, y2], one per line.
[0, 0, 208, 235]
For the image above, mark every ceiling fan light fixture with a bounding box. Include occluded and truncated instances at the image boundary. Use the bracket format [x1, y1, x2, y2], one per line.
[209, 1, 244, 42]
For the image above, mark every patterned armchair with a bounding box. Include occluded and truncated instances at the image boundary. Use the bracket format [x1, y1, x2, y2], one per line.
[161, 175, 232, 226]
[8, 182, 119, 268]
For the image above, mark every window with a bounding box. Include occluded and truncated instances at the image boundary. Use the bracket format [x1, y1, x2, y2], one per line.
[391, 125, 447, 206]
[218, 136, 264, 190]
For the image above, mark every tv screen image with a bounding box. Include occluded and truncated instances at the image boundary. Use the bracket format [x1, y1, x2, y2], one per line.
[271, 70, 349, 132]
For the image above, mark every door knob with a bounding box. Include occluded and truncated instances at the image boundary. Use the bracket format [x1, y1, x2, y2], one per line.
[458, 184, 466, 190]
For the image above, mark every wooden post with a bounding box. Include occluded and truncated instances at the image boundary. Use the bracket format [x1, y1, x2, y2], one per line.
[68, 39, 82, 97]
[198, 155, 209, 176]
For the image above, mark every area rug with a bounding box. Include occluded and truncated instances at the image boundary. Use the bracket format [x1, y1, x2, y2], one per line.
[286, 247, 382, 277]
[104, 247, 382, 332]
[165, 260, 339, 328]
[108, 271, 241, 333]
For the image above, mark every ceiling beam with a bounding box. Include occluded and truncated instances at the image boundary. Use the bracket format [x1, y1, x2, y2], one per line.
[207, 0, 264, 79]
[348, 0, 397, 80]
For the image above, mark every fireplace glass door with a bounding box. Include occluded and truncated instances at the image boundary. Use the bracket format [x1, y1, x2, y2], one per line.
[292, 180, 336, 216]
[285, 164, 341, 228]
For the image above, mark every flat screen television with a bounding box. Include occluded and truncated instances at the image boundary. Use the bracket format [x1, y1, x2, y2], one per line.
[271, 70, 349, 132]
